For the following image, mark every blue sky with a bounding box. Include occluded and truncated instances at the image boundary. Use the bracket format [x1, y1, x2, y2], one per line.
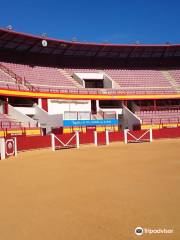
[1, 0, 180, 44]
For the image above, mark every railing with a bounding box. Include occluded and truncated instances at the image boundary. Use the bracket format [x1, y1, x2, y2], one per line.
[64, 111, 91, 120]
[0, 121, 39, 129]
[141, 117, 180, 125]
[0, 63, 38, 91]
[138, 105, 180, 111]
[98, 110, 116, 119]
[23, 77, 40, 92]
[64, 111, 117, 120]
[0, 83, 178, 96]
[0, 63, 23, 84]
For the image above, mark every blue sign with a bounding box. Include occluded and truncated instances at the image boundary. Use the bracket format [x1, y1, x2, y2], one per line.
[63, 119, 118, 127]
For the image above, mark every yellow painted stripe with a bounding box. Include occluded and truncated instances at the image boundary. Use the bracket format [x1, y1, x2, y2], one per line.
[0, 131, 5, 136]
[7, 130, 23, 134]
[141, 123, 179, 129]
[0, 88, 180, 100]
[26, 129, 41, 135]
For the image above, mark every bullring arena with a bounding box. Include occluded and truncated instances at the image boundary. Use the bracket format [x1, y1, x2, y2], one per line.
[0, 28, 180, 239]
[0, 139, 180, 240]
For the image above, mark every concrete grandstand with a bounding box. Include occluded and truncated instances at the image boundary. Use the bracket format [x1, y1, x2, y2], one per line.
[0, 28, 180, 136]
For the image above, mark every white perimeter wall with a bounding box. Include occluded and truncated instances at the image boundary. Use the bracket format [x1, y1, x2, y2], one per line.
[48, 99, 91, 116]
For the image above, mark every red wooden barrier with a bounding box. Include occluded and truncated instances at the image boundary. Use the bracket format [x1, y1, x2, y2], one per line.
[97, 132, 106, 145]
[153, 127, 180, 139]
[109, 131, 124, 142]
[54, 133, 76, 147]
[79, 132, 94, 144]
[15, 128, 180, 153]
[16, 135, 51, 151]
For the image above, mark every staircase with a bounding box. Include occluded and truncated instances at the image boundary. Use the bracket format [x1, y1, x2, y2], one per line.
[8, 104, 38, 128]
[58, 69, 82, 88]
[32, 105, 63, 133]
[161, 70, 180, 91]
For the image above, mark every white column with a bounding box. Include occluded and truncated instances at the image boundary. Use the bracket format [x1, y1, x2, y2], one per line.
[105, 130, 109, 145]
[124, 129, 128, 144]
[94, 131, 98, 146]
[51, 134, 55, 151]
[150, 128, 153, 142]
[96, 100, 100, 112]
[76, 131, 80, 149]
[38, 98, 42, 108]
[0, 138, 5, 160]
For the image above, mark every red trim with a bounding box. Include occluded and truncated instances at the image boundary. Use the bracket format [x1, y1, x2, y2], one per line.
[41, 99, 48, 112]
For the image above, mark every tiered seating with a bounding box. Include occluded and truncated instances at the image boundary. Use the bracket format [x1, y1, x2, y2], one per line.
[0, 62, 179, 94]
[111, 70, 167, 87]
[0, 69, 14, 83]
[169, 70, 180, 85]
[1, 62, 77, 89]
[0, 114, 22, 129]
[0, 64, 28, 91]
[65, 67, 177, 94]
[135, 110, 180, 125]
[106, 69, 172, 88]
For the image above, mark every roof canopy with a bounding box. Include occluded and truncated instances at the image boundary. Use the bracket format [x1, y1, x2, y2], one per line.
[0, 28, 180, 59]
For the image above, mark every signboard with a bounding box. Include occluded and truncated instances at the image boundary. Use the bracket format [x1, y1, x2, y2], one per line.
[63, 119, 118, 127]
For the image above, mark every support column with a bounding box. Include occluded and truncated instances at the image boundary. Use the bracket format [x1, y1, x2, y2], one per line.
[76, 131, 80, 149]
[41, 98, 48, 112]
[38, 98, 42, 108]
[4, 97, 8, 114]
[105, 130, 109, 145]
[51, 134, 55, 151]
[94, 131, 98, 146]
[124, 129, 128, 144]
[149, 129, 153, 142]
[154, 100, 157, 111]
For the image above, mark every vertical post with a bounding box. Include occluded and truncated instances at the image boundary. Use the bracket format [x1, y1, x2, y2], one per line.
[105, 130, 109, 145]
[14, 137, 17, 156]
[0, 138, 5, 160]
[76, 131, 80, 149]
[51, 134, 55, 151]
[4, 97, 8, 114]
[38, 98, 42, 108]
[154, 99, 157, 111]
[94, 131, 98, 146]
[124, 129, 128, 144]
[149, 128, 153, 142]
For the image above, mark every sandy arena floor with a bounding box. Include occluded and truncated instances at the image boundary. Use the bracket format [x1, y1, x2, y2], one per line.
[0, 139, 180, 240]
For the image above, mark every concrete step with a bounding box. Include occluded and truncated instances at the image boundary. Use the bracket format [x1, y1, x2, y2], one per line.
[161, 71, 179, 89]
[58, 69, 82, 88]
